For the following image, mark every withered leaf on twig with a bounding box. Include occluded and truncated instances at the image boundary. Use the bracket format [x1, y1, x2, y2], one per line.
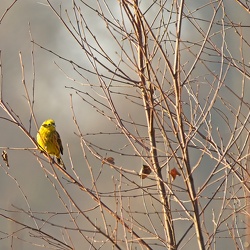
[2, 150, 9, 168]
[169, 167, 181, 181]
[139, 165, 151, 179]
[102, 156, 115, 165]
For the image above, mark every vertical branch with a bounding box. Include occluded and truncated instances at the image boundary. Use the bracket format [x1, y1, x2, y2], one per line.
[245, 142, 250, 249]
[18, 52, 37, 132]
[0, 50, 2, 101]
[133, 1, 176, 249]
[173, 1, 205, 249]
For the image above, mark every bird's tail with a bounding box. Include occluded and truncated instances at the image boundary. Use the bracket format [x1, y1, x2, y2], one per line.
[57, 157, 66, 170]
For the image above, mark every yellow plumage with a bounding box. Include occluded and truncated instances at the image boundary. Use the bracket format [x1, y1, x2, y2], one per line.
[37, 119, 65, 169]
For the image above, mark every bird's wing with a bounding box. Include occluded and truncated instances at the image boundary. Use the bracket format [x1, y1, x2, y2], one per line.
[56, 131, 63, 155]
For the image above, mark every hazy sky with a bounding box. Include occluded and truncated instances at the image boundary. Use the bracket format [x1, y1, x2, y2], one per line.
[0, 1, 250, 249]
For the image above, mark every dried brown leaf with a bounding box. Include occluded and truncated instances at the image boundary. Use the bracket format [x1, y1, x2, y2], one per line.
[139, 165, 151, 179]
[169, 167, 180, 181]
[102, 156, 115, 165]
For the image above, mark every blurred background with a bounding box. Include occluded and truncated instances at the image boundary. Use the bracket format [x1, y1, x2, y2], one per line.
[0, 0, 250, 249]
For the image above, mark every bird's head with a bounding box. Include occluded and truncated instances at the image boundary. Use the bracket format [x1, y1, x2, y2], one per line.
[41, 119, 56, 130]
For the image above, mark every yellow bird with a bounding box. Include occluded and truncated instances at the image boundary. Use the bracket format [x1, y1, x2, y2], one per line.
[37, 119, 66, 169]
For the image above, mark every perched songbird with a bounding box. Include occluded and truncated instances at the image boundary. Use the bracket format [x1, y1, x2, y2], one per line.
[37, 119, 65, 169]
